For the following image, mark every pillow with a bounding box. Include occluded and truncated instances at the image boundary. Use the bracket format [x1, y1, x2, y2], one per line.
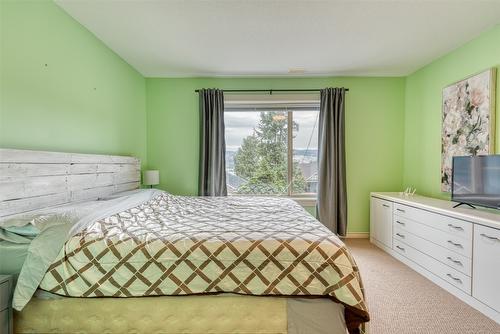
[3, 224, 40, 237]
[0, 224, 39, 244]
[0, 189, 156, 229]
[0, 199, 103, 230]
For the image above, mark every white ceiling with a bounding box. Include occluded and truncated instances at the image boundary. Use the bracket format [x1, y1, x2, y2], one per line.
[56, 0, 500, 77]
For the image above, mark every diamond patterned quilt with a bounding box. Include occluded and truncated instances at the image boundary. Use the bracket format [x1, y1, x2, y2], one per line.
[39, 192, 369, 333]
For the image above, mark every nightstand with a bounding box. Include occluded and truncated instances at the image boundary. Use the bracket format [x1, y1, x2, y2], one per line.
[0, 275, 13, 334]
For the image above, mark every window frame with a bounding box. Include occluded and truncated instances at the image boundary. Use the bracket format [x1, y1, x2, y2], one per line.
[224, 101, 319, 200]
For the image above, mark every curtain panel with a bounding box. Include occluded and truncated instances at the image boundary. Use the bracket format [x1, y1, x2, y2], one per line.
[316, 88, 348, 236]
[198, 88, 228, 196]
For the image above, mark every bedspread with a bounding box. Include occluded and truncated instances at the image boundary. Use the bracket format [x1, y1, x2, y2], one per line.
[39, 192, 369, 333]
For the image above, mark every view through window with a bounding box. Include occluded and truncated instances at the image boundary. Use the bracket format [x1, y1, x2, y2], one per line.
[225, 105, 319, 196]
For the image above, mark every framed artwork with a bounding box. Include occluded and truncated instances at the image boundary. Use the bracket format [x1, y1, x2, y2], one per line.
[441, 68, 496, 192]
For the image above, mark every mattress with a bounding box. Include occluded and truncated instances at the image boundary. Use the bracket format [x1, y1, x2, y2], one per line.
[15, 293, 349, 334]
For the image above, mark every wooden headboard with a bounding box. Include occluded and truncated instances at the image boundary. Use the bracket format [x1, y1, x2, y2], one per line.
[0, 149, 141, 217]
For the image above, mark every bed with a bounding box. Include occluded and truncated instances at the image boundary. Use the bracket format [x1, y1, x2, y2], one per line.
[0, 148, 369, 334]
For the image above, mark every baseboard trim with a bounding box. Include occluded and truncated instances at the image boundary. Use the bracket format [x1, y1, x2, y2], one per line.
[345, 232, 370, 239]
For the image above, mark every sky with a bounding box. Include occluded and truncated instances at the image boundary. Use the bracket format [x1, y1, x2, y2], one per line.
[225, 110, 319, 151]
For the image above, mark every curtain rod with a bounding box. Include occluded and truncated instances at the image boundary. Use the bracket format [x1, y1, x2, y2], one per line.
[194, 88, 349, 94]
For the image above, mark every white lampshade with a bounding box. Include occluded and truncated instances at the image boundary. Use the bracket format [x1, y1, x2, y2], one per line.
[143, 170, 160, 186]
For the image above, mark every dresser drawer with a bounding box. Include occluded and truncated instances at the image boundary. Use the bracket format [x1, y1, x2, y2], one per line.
[394, 216, 472, 258]
[0, 281, 10, 312]
[473, 224, 500, 312]
[394, 203, 472, 240]
[394, 226, 471, 276]
[393, 239, 471, 294]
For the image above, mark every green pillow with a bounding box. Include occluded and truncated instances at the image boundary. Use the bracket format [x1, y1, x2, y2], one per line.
[4, 224, 40, 237]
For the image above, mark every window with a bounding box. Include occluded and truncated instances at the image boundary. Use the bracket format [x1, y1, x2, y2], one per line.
[225, 97, 319, 197]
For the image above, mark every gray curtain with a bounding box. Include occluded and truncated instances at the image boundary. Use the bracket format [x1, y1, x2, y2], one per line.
[198, 88, 227, 196]
[316, 88, 347, 236]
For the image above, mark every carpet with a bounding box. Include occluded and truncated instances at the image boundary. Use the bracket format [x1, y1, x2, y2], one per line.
[344, 239, 500, 334]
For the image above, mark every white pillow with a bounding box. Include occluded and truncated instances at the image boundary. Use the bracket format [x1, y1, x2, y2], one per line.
[0, 200, 104, 230]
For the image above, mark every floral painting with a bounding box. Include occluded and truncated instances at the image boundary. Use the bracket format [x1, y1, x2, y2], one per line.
[441, 68, 496, 192]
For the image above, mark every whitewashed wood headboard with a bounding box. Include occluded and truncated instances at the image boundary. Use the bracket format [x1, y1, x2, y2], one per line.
[0, 148, 141, 217]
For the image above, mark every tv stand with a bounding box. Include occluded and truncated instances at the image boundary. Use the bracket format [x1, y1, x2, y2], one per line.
[453, 202, 476, 209]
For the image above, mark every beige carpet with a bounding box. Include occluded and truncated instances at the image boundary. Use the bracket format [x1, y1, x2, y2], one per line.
[344, 239, 500, 334]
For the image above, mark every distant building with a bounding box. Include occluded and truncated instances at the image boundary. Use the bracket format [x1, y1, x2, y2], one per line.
[299, 161, 318, 193]
[305, 171, 318, 193]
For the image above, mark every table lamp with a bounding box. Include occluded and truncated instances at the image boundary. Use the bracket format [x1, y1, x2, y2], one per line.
[143, 170, 160, 188]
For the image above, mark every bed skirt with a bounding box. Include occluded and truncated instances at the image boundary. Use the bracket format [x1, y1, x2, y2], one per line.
[14, 294, 350, 334]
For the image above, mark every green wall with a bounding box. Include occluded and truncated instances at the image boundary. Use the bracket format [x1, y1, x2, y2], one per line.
[146, 77, 406, 232]
[403, 25, 500, 199]
[0, 1, 147, 164]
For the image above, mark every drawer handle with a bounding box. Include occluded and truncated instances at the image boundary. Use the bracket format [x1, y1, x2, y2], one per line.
[448, 224, 464, 231]
[446, 273, 462, 284]
[382, 204, 390, 208]
[395, 245, 405, 251]
[480, 233, 500, 241]
[396, 233, 405, 239]
[447, 240, 463, 248]
[446, 256, 463, 266]
[396, 208, 406, 213]
[396, 220, 405, 226]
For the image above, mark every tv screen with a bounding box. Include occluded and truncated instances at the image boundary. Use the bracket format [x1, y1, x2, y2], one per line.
[452, 155, 500, 209]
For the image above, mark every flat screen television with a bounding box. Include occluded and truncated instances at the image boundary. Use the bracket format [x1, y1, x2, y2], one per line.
[452, 155, 500, 209]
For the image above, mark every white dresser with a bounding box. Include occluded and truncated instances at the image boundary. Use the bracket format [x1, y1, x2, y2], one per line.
[370, 192, 500, 324]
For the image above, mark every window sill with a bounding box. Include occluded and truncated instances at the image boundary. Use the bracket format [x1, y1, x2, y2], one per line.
[290, 197, 317, 207]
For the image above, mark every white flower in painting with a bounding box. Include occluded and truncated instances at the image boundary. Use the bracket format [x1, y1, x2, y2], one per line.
[458, 134, 467, 147]
[443, 113, 452, 129]
[471, 88, 485, 108]
[442, 136, 451, 148]
[477, 131, 488, 144]
[448, 114, 461, 133]
[444, 112, 453, 126]
[477, 102, 490, 121]
[447, 145, 457, 160]
[457, 83, 467, 100]
[444, 95, 457, 115]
